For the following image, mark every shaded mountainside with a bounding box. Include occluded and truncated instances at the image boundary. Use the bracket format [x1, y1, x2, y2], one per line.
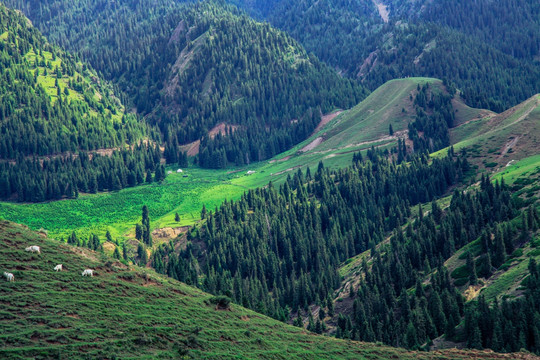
[157, 2, 366, 168]
[0, 219, 531, 360]
[234, 0, 540, 112]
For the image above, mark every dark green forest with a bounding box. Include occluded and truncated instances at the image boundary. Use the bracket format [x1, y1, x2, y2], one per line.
[0, 5, 145, 158]
[3, 0, 539, 173]
[145, 152, 540, 353]
[1, 0, 540, 356]
[149, 150, 466, 323]
[159, 3, 366, 168]
[2, 1, 367, 169]
[235, 0, 540, 112]
[0, 5, 165, 201]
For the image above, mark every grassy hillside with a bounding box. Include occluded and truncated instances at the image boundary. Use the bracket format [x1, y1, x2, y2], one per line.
[0, 220, 528, 359]
[302, 77, 432, 153]
[436, 94, 540, 173]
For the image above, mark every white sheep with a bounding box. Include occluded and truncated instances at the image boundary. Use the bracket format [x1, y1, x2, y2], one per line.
[82, 269, 94, 277]
[54, 264, 63, 272]
[25, 245, 41, 254]
[4, 272, 14, 282]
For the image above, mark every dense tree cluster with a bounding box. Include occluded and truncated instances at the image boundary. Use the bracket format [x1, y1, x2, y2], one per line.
[464, 256, 540, 354]
[3, 1, 367, 169]
[150, 152, 465, 321]
[156, 3, 366, 168]
[0, 5, 145, 159]
[361, 23, 540, 112]
[336, 176, 519, 348]
[0, 143, 163, 201]
[3, 0, 190, 108]
[0, 4, 158, 202]
[408, 83, 455, 154]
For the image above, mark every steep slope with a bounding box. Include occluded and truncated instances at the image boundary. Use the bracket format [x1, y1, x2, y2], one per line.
[0, 4, 161, 202]
[0, 219, 527, 360]
[2, 1, 367, 169]
[0, 4, 143, 158]
[443, 94, 540, 171]
[235, 0, 540, 112]
[157, 2, 366, 168]
[2, 0, 190, 103]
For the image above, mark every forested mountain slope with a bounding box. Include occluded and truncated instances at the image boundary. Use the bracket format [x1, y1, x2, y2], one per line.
[142, 85, 540, 354]
[0, 4, 142, 158]
[2, 0, 191, 106]
[156, 2, 366, 168]
[1, 219, 529, 360]
[0, 4, 164, 202]
[3, 0, 367, 169]
[234, 0, 540, 112]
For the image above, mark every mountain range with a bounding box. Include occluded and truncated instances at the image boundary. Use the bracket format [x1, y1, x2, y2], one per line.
[0, 0, 539, 358]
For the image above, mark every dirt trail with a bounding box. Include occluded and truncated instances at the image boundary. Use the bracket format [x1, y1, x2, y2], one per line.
[308, 130, 408, 156]
[498, 136, 520, 159]
[487, 96, 538, 130]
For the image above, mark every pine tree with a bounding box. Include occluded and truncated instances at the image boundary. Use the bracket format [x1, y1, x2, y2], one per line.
[113, 246, 121, 259]
[137, 243, 148, 266]
[146, 170, 153, 183]
[201, 204, 207, 220]
[467, 252, 478, 285]
[122, 242, 128, 261]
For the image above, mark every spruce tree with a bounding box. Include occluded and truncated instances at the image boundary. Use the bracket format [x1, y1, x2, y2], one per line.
[467, 252, 478, 285]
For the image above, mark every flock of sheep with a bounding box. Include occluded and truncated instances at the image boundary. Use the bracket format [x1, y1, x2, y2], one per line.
[3, 245, 94, 282]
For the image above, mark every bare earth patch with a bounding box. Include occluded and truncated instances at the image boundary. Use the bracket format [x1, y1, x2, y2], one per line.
[498, 136, 520, 159]
[313, 111, 343, 135]
[152, 227, 188, 241]
[208, 123, 240, 138]
[464, 284, 484, 301]
[300, 137, 323, 153]
[372, 0, 389, 23]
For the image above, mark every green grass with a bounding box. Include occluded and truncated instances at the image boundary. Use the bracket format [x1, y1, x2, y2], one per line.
[0, 168, 247, 241]
[492, 153, 540, 185]
[0, 220, 509, 360]
[22, 45, 123, 122]
[434, 95, 540, 172]
[311, 77, 436, 153]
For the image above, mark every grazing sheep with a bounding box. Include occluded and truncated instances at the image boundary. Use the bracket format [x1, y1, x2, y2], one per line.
[82, 269, 94, 277]
[4, 272, 14, 282]
[25, 245, 40, 254]
[54, 264, 63, 272]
